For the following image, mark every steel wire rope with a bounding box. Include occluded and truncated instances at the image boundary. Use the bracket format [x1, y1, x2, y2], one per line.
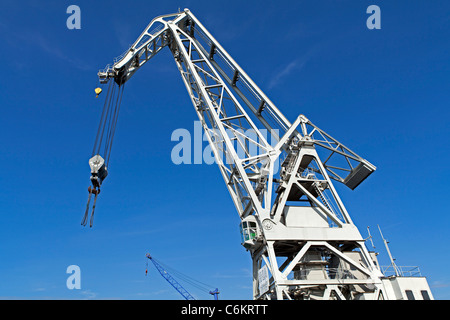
[103, 83, 120, 158]
[92, 79, 113, 157]
[90, 79, 125, 169]
[95, 81, 116, 156]
[106, 83, 125, 167]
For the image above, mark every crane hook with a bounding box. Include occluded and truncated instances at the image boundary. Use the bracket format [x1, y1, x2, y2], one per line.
[82, 154, 108, 228]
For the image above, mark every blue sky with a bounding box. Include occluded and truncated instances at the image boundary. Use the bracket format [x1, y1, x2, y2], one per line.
[0, 0, 449, 300]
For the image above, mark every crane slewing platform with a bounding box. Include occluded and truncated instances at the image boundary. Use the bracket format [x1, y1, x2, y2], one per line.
[82, 8, 434, 300]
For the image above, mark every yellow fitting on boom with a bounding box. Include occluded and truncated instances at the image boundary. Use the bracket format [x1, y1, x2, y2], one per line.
[95, 87, 102, 98]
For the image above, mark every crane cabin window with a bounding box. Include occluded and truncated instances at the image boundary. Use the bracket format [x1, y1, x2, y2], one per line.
[240, 220, 257, 248]
[421, 290, 431, 300]
[405, 290, 415, 300]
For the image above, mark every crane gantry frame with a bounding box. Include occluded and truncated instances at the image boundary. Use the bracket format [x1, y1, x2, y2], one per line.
[85, 9, 433, 300]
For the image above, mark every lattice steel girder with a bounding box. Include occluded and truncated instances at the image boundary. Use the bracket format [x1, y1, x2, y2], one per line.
[98, 9, 375, 190]
[167, 21, 277, 220]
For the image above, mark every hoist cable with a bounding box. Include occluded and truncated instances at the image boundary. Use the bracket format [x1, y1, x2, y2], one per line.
[104, 83, 124, 165]
[106, 83, 125, 167]
[90, 78, 125, 170]
[81, 189, 93, 226]
[97, 82, 116, 156]
[89, 193, 98, 227]
[103, 83, 119, 156]
[92, 80, 114, 157]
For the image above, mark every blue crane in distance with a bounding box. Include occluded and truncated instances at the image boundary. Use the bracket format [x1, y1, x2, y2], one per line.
[145, 253, 219, 300]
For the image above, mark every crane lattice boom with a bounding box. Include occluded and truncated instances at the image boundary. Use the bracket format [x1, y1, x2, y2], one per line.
[146, 254, 195, 300]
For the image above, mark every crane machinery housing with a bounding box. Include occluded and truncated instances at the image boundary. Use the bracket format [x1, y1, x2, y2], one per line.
[84, 8, 434, 300]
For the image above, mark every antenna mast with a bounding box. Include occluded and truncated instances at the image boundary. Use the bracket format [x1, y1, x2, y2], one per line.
[377, 225, 401, 277]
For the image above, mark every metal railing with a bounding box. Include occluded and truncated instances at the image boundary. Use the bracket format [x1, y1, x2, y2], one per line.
[381, 265, 422, 277]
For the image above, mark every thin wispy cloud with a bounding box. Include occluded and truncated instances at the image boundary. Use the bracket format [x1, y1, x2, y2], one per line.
[268, 58, 307, 89]
[0, 21, 92, 71]
[30, 33, 93, 71]
[431, 281, 450, 289]
[267, 42, 320, 89]
[114, 22, 134, 52]
[267, 34, 345, 89]
[80, 289, 98, 300]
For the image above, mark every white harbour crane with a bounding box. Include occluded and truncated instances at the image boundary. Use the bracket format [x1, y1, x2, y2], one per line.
[84, 9, 434, 300]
